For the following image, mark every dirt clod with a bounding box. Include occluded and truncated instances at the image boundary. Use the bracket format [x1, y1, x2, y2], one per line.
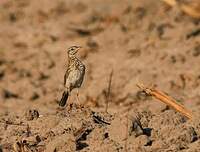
[24, 109, 39, 121]
[0, 0, 200, 151]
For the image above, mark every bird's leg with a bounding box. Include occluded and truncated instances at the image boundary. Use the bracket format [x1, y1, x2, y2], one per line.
[66, 88, 73, 111]
[76, 89, 80, 104]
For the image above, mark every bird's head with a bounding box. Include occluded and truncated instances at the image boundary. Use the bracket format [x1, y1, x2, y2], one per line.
[67, 46, 81, 57]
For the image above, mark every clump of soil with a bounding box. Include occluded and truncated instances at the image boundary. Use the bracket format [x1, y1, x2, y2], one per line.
[0, 0, 200, 151]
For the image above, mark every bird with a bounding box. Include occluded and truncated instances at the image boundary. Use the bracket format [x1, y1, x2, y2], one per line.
[59, 46, 86, 107]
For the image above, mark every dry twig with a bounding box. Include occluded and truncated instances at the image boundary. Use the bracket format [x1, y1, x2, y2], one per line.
[136, 83, 192, 119]
[161, 0, 200, 19]
[125, 113, 129, 152]
[162, 0, 176, 6]
[105, 69, 113, 113]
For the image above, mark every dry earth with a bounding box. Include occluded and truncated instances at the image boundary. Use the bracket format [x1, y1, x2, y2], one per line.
[0, 0, 200, 151]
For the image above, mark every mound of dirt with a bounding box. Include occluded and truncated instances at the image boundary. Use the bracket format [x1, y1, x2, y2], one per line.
[0, 0, 200, 151]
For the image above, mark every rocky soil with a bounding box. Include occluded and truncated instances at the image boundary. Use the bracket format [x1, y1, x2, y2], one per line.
[0, 0, 200, 151]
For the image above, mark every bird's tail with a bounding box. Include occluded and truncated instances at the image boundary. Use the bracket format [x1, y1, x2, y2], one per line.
[59, 91, 69, 107]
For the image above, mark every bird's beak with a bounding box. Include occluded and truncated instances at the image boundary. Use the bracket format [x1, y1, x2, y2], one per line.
[77, 46, 82, 50]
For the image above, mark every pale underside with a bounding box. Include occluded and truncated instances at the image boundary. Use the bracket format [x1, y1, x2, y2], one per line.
[64, 66, 85, 91]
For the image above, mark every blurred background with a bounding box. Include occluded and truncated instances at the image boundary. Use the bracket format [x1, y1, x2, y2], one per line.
[0, 0, 200, 151]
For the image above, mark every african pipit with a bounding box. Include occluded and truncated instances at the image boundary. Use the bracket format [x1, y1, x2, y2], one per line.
[59, 46, 86, 107]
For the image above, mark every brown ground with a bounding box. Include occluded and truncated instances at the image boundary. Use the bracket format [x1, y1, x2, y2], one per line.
[0, 0, 200, 151]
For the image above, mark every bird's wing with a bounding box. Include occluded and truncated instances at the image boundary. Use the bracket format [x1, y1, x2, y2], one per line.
[64, 72, 67, 86]
[64, 69, 69, 86]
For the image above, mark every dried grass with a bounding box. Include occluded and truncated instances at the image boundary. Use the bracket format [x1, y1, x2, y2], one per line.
[105, 69, 113, 113]
[136, 83, 192, 119]
[161, 0, 200, 19]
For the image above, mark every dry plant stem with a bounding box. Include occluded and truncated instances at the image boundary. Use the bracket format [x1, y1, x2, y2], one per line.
[181, 4, 200, 19]
[161, 0, 200, 18]
[125, 113, 129, 152]
[136, 83, 192, 119]
[161, 0, 176, 6]
[105, 69, 113, 113]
